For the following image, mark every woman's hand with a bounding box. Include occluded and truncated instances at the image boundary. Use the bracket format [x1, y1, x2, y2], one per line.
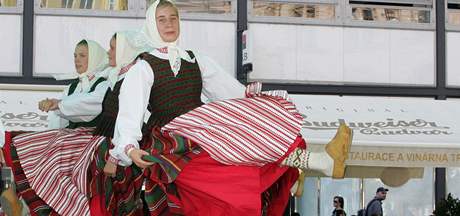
[38, 99, 51, 112]
[128, 149, 154, 169]
[46, 99, 60, 111]
[38, 98, 60, 112]
[103, 160, 117, 177]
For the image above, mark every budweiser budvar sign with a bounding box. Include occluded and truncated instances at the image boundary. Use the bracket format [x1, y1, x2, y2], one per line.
[291, 95, 460, 167]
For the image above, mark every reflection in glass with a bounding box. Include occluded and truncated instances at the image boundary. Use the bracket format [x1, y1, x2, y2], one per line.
[447, 168, 460, 198]
[146, 0, 232, 15]
[0, 0, 17, 7]
[252, 1, 335, 20]
[320, 178, 361, 216]
[363, 168, 434, 216]
[352, 7, 430, 23]
[40, 0, 128, 10]
[448, 10, 460, 25]
[298, 177, 319, 216]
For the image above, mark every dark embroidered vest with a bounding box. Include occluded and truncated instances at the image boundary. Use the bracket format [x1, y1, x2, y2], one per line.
[66, 77, 106, 129]
[142, 51, 203, 128]
[93, 79, 124, 138]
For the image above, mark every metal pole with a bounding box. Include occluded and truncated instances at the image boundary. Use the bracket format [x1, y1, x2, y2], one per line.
[236, 0, 248, 84]
[434, 0, 447, 207]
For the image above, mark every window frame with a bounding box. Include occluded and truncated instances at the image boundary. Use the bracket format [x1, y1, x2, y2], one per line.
[0, 0, 23, 76]
[446, 0, 460, 31]
[141, 0, 237, 21]
[344, 1, 435, 30]
[248, 0, 342, 26]
[247, 0, 436, 30]
[0, 0, 23, 14]
[34, 0, 139, 18]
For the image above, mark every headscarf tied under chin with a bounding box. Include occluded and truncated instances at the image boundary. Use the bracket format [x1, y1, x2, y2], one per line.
[79, 40, 109, 91]
[106, 30, 154, 88]
[53, 40, 108, 92]
[141, 0, 194, 74]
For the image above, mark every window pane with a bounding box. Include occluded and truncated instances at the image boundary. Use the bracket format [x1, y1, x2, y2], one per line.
[320, 178, 361, 216]
[0, 0, 17, 7]
[298, 177, 319, 216]
[448, 10, 460, 25]
[446, 168, 460, 198]
[252, 1, 335, 20]
[352, 6, 430, 23]
[146, 0, 233, 15]
[363, 168, 434, 216]
[0, 15, 21, 75]
[448, 2, 460, 25]
[39, 0, 129, 11]
[34, 15, 142, 77]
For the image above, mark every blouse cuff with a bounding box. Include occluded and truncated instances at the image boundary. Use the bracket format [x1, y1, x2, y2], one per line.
[108, 155, 119, 164]
[125, 144, 136, 158]
[245, 82, 262, 98]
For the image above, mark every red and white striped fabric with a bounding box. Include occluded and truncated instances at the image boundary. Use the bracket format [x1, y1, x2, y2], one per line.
[162, 94, 303, 166]
[13, 127, 105, 216]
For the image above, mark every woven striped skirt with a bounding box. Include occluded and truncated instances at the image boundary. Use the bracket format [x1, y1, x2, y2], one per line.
[143, 94, 304, 215]
[7, 128, 144, 216]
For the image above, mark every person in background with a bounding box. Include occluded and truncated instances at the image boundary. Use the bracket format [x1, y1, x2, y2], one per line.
[332, 195, 347, 216]
[366, 187, 389, 216]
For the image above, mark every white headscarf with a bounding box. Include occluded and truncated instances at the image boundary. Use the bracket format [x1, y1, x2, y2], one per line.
[141, 0, 194, 73]
[106, 31, 154, 88]
[54, 40, 109, 92]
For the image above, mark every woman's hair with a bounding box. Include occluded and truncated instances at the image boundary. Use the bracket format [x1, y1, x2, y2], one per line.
[76, 39, 88, 47]
[157, 0, 179, 16]
[334, 196, 345, 208]
[112, 33, 117, 40]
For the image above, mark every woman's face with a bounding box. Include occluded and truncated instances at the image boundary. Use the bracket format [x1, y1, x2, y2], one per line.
[108, 37, 116, 67]
[333, 198, 339, 208]
[155, 6, 180, 43]
[74, 45, 89, 74]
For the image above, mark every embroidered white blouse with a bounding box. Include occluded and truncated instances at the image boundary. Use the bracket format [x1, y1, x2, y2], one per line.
[110, 50, 246, 166]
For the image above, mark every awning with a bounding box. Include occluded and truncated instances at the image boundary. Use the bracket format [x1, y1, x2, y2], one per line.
[291, 95, 460, 168]
[291, 95, 459, 184]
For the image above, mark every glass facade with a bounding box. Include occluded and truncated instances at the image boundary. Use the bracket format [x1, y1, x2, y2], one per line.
[351, 6, 430, 23]
[252, 1, 335, 20]
[0, 0, 16, 7]
[146, 0, 233, 15]
[39, 0, 128, 10]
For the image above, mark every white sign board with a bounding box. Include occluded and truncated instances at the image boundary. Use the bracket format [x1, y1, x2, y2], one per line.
[292, 95, 460, 167]
[0, 89, 61, 132]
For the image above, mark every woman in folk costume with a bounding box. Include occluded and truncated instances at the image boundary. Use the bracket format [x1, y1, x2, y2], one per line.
[0, 32, 150, 216]
[87, 31, 156, 216]
[107, 0, 352, 215]
[39, 39, 110, 129]
[0, 39, 109, 216]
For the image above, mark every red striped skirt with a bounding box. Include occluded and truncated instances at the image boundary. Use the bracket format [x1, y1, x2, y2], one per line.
[6, 128, 146, 216]
[145, 95, 305, 215]
[11, 128, 104, 215]
[162, 95, 303, 166]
